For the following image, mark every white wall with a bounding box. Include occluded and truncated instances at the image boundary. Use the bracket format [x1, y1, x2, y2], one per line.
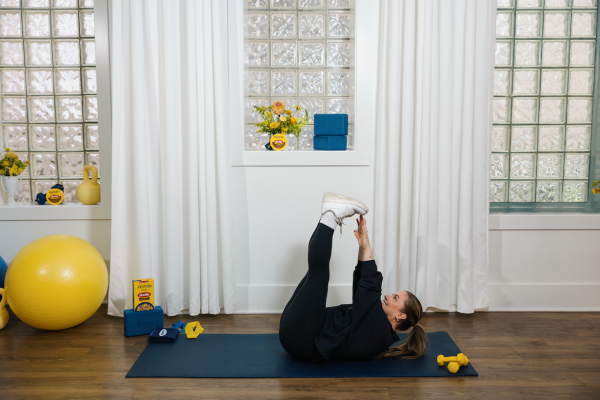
[488, 221, 600, 311]
[230, 165, 375, 313]
[0, 220, 111, 263]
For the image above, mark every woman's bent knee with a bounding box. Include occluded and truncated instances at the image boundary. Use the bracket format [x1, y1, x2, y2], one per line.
[279, 329, 316, 362]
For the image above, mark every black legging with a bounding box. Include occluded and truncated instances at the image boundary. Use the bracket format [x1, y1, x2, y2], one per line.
[279, 221, 333, 362]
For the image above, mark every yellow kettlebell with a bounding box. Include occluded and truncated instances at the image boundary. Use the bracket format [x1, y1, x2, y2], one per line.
[0, 288, 8, 330]
[76, 165, 101, 205]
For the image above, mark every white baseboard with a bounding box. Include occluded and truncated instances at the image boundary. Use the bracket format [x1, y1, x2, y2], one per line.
[487, 282, 600, 311]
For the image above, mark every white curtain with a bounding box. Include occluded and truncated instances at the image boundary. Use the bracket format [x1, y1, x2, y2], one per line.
[108, 0, 236, 316]
[372, 0, 494, 313]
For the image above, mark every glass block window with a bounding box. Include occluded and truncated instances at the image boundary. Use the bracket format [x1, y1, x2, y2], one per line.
[244, 0, 354, 152]
[0, 0, 97, 205]
[492, 0, 597, 203]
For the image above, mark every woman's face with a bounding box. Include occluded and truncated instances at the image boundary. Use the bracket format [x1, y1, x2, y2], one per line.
[381, 290, 408, 322]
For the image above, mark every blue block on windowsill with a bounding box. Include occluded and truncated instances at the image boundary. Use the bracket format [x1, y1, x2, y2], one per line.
[314, 114, 348, 136]
[124, 306, 164, 337]
[314, 135, 347, 151]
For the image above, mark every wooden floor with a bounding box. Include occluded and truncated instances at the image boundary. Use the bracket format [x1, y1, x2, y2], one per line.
[1, 305, 599, 399]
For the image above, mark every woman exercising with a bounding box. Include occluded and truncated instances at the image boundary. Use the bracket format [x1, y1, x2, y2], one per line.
[279, 192, 428, 364]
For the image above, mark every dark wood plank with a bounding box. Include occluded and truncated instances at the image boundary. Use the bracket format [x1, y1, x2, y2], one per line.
[0, 305, 599, 399]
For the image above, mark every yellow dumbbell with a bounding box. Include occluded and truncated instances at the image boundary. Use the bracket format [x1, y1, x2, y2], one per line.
[437, 353, 469, 373]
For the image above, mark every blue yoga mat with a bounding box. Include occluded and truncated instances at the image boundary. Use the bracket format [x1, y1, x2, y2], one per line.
[126, 331, 477, 378]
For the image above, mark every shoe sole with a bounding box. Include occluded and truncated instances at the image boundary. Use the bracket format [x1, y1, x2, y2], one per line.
[322, 192, 369, 215]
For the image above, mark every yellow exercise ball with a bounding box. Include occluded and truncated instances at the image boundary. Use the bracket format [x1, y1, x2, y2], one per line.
[5, 235, 108, 330]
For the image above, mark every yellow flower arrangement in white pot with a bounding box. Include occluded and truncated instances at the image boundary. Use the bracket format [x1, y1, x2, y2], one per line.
[1, 148, 29, 205]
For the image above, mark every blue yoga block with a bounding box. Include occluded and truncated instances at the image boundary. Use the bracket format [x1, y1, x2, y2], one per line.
[124, 306, 164, 337]
[314, 114, 348, 136]
[314, 135, 347, 151]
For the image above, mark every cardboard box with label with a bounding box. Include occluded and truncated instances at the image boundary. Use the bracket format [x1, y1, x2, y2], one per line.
[132, 278, 155, 312]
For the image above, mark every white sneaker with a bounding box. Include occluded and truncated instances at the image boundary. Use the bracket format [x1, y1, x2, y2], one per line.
[321, 192, 369, 235]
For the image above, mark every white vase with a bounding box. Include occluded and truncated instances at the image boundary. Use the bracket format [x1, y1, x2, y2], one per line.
[1, 176, 20, 205]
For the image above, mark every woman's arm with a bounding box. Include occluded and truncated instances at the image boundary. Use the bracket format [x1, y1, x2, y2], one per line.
[358, 246, 374, 262]
[355, 215, 374, 262]
[353, 245, 374, 299]
[353, 215, 375, 299]
[351, 258, 384, 324]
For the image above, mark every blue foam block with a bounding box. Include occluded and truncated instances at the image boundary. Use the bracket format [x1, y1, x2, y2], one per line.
[314, 114, 348, 136]
[124, 306, 164, 337]
[314, 135, 347, 150]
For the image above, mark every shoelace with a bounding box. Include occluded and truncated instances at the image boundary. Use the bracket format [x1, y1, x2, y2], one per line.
[334, 216, 346, 237]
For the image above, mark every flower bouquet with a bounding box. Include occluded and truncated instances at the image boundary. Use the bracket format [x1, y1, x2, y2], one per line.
[253, 101, 309, 151]
[1, 148, 28, 176]
[1, 148, 29, 205]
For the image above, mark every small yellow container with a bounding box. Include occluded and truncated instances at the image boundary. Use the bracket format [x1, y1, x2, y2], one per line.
[133, 278, 155, 311]
[270, 134, 288, 151]
[46, 188, 64, 205]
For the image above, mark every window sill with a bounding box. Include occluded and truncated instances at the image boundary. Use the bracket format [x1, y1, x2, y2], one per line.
[0, 202, 110, 221]
[231, 148, 369, 166]
[489, 214, 600, 230]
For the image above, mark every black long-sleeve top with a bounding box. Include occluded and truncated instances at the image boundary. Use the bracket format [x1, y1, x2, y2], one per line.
[312, 259, 400, 363]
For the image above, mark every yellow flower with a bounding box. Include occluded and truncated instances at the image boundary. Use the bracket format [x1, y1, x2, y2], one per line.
[4, 148, 9, 151]
[269, 121, 280, 129]
[8, 152, 17, 159]
[593, 188, 600, 195]
[272, 101, 285, 115]
[290, 117, 297, 125]
[280, 116, 287, 123]
[2, 161, 7, 166]
[285, 110, 292, 115]
[266, 112, 273, 118]
[25, 160, 30, 165]
[295, 105, 301, 111]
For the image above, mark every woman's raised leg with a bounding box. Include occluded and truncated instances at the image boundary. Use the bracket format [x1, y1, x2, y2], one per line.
[280, 221, 322, 322]
[278, 219, 334, 361]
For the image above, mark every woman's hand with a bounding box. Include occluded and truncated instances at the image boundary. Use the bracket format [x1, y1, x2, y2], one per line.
[354, 214, 371, 250]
